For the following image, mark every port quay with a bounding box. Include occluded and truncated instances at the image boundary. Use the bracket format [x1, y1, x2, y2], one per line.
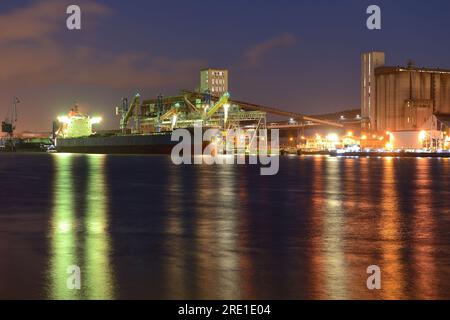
[2, 55, 450, 158]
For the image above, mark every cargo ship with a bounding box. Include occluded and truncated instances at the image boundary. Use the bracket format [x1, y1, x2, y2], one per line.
[54, 91, 266, 155]
[56, 132, 179, 154]
[53, 94, 226, 154]
[54, 104, 183, 154]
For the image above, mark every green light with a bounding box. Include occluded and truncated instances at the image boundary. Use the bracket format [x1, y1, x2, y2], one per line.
[49, 153, 81, 300]
[49, 154, 115, 300]
[84, 154, 114, 299]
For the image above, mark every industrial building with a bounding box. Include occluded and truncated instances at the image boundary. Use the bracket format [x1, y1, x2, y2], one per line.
[113, 68, 341, 136]
[200, 68, 229, 96]
[361, 52, 385, 131]
[361, 52, 450, 150]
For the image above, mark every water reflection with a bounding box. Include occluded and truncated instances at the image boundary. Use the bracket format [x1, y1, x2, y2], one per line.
[236, 171, 253, 299]
[309, 157, 348, 299]
[39, 154, 450, 299]
[164, 165, 188, 299]
[49, 153, 79, 299]
[308, 157, 442, 299]
[322, 158, 348, 299]
[194, 165, 240, 299]
[84, 155, 114, 299]
[215, 166, 239, 299]
[49, 154, 114, 299]
[379, 158, 405, 299]
[163, 164, 240, 299]
[342, 158, 376, 300]
[309, 156, 326, 297]
[194, 167, 218, 298]
[412, 159, 437, 299]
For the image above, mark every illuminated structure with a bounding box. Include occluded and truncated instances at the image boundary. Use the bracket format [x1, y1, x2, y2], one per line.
[56, 106, 102, 138]
[361, 52, 385, 131]
[375, 65, 450, 132]
[56, 69, 343, 154]
[361, 52, 450, 150]
[200, 68, 229, 96]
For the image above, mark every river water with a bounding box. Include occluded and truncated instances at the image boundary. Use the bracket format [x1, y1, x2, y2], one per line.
[0, 153, 449, 299]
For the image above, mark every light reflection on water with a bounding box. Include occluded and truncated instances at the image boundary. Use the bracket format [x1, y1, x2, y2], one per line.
[322, 158, 348, 299]
[379, 157, 405, 299]
[49, 153, 78, 299]
[48, 154, 114, 299]
[0, 154, 449, 299]
[411, 159, 437, 299]
[164, 165, 240, 299]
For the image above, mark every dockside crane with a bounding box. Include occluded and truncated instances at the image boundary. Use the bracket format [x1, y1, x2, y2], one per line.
[1, 97, 20, 150]
[117, 93, 140, 133]
[205, 92, 230, 119]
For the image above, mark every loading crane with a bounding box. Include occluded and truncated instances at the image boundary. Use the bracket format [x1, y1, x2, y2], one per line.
[160, 107, 178, 121]
[118, 93, 140, 133]
[159, 103, 182, 129]
[1, 97, 20, 151]
[130, 90, 342, 134]
[2, 97, 19, 134]
[205, 92, 230, 118]
[183, 94, 198, 112]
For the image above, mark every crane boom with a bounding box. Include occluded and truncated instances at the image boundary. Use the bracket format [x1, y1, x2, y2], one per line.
[160, 108, 177, 121]
[183, 94, 198, 112]
[120, 93, 140, 132]
[206, 92, 230, 118]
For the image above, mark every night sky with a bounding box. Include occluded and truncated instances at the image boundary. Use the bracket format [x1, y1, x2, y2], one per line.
[1, 0, 450, 131]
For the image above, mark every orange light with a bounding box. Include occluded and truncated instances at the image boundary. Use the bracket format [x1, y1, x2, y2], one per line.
[361, 135, 367, 140]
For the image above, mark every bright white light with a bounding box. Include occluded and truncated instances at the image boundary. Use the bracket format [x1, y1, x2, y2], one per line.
[223, 103, 230, 123]
[419, 130, 427, 142]
[171, 114, 177, 129]
[90, 117, 102, 125]
[57, 116, 71, 124]
[326, 133, 339, 142]
[57, 222, 71, 233]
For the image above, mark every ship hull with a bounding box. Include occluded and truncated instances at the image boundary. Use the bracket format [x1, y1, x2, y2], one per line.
[56, 133, 179, 154]
[55, 132, 209, 155]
